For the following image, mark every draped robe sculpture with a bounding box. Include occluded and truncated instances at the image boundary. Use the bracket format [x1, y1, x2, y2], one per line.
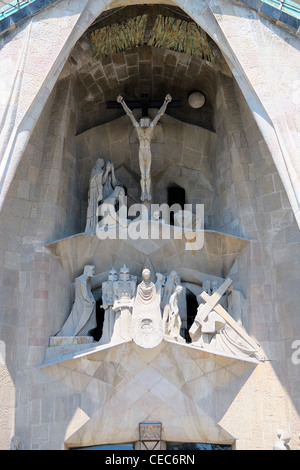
[111, 265, 137, 343]
[85, 159, 118, 232]
[99, 268, 118, 345]
[132, 268, 164, 348]
[56, 265, 96, 337]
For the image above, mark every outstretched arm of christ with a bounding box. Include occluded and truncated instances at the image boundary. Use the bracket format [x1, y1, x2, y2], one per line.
[117, 95, 139, 128]
[150, 94, 172, 128]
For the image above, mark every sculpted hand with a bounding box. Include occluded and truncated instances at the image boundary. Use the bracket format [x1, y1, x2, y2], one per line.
[165, 94, 172, 103]
[117, 95, 123, 103]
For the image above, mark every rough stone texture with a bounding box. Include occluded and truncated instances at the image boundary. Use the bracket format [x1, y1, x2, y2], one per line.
[0, 0, 299, 451]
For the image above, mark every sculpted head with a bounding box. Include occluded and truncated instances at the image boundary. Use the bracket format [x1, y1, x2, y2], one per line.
[175, 285, 183, 295]
[119, 264, 130, 281]
[84, 265, 95, 278]
[142, 268, 151, 281]
[156, 272, 165, 283]
[211, 280, 218, 293]
[169, 270, 179, 282]
[108, 268, 118, 281]
[117, 186, 125, 197]
[96, 158, 105, 169]
[139, 117, 151, 128]
[203, 280, 211, 293]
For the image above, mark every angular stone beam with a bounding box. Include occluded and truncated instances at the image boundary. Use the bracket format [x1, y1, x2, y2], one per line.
[199, 277, 233, 322]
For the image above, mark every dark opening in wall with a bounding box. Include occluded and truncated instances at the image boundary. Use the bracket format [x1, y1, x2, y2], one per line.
[184, 289, 199, 343]
[167, 184, 185, 225]
[90, 300, 105, 341]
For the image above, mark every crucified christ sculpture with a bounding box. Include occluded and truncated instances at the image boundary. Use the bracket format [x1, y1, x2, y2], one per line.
[117, 94, 172, 201]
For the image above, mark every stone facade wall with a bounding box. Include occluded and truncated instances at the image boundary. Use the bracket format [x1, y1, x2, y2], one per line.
[212, 71, 300, 449]
[0, 0, 299, 451]
[0, 77, 80, 449]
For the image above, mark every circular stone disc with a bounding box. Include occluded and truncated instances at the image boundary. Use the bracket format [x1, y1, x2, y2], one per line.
[188, 91, 205, 109]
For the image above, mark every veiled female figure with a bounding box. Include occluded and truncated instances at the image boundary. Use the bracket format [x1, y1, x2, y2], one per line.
[85, 159, 118, 232]
[85, 159, 106, 232]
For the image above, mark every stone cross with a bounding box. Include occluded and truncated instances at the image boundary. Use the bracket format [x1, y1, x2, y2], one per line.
[200, 290, 260, 352]
[107, 97, 182, 117]
[197, 277, 232, 322]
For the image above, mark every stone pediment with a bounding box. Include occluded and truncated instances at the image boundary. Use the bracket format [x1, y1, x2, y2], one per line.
[41, 339, 257, 449]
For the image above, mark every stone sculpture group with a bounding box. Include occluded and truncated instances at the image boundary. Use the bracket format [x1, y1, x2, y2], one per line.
[55, 92, 263, 359]
[84, 94, 172, 231]
[55, 263, 263, 359]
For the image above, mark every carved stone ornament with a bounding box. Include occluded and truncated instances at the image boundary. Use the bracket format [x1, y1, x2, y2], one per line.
[273, 430, 291, 450]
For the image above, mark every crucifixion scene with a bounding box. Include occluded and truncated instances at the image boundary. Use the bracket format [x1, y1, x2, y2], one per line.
[117, 94, 172, 202]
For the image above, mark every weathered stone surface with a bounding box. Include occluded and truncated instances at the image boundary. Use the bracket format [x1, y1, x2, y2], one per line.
[0, 0, 299, 452]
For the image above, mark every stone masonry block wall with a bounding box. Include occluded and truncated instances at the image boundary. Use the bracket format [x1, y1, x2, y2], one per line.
[0, 75, 80, 448]
[0, 0, 299, 450]
[229, 79, 300, 447]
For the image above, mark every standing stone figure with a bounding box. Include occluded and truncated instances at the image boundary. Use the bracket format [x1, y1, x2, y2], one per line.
[161, 270, 181, 310]
[117, 94, 172, 201]
[155, 272, 165, 299]
[85, 159, 118, 232]
[132, 268, 164, 348]
[56, 265, 96, 337]
[163, 285, 185, 343]
[99, 268, 118, 345]
[111, 265, 137, 343]
[161, 270, 187, 335]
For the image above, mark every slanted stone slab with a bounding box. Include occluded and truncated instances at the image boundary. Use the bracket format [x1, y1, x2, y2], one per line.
[49, 336, 94, 347]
